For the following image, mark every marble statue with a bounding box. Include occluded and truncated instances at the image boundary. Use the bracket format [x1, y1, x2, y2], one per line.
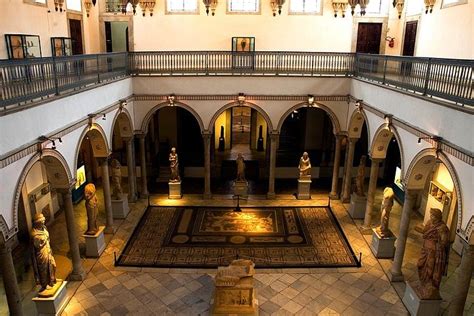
[236, 153, 246, 181]
[298, 152, 311, 179]
[31, 213, 60, 297]
[376, 187, 395, 237]
[84, 183, 99, 235]
[414, 208, 449, 300]
[355, 155, 367, 196]
[169, 147, 180, 182]
[110, 159, 123, 200]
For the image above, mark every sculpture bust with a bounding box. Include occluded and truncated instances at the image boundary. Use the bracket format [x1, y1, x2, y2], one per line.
[84, 183, 98, 235]
[31, 213, 59, 297]
[355, 155, 367, 196]
[298, 152, 311, 179]
[414, 208, 449, 300]
[376, 187, 395, 237]
[236, 153, 246, 182]
[169, 147, 180, 182]
[110, 159, 123, 200]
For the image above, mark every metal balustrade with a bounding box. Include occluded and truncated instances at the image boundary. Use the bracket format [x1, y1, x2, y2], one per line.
[0, 51, 472, 110]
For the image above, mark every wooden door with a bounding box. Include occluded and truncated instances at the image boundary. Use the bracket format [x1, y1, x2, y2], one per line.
[403, 21, 418, 56]
[69, 19, 83, 55]
[356, 23, 382, 54]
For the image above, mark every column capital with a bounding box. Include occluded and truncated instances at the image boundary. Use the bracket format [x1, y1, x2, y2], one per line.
[369, 157, 384, 163]
[202, 131, 213, 139]
[348, 137, 359, 143]
[269, 132, 280, 140]
[136, 133, 147, 139]
[334, 133, 345, 141]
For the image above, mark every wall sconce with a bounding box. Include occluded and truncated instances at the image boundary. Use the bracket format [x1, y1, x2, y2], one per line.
[270, 0, 286, 16]
[168, 94, 176, 106]
[392, 0, 404, 18]
[203, 0, 218, 15]
[39, 135, 62, 150]
[139, 0, 156, 16]
[307, 94, 315, 107]
[347, 0, 369, 15]
[54, 0, 65, 12]
[332, 1, 348, 17]
[237, 93, 246, 106]
[424, 0, 436, 13]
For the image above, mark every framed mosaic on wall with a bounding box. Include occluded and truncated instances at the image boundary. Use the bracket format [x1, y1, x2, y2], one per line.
[51, 37, 73, 56]
[5, 34, 42, 59]
[231, 37, 255, 52]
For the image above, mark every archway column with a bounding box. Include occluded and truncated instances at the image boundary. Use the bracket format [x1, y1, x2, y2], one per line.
[0, 237, 23, 315]
[329, 134, 344, 199]
[125, 137, 137, 202]
[389, 189, 419, 281]
[341, 137, 358, 202]
[62, 187, 87, 279]
[267, 133, 279, 199]
[203, 132, 212, 199]
[138, 134, 149, 198]
[99, 158, 115, 234]
[362, 157, 383, 231]
[449, 241, 474, 315]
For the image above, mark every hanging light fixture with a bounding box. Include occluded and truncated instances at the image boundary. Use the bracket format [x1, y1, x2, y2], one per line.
[139, 0, 156, 16]
[332, 1, 348, 17]
[392, 0, 404, 18]
[84, 0, 93, 17]
[345, 0, 370, 16]
[424, 0, 435, 13]
[270, 0, 286, 16]
[54, 0, 65, 12]
[203, 0, 218, 16]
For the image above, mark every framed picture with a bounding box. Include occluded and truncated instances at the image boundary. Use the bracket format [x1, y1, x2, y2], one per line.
[5, 34, 42, 59]
[51, 37, 73, 56]
[232, 37, 255, 53]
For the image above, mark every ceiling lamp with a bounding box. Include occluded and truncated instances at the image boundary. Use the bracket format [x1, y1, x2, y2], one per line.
[84, 0, 93, 17]
[424, 0, 435, 13]
[332, 1, 348, 17]
[270, 0, 286, 16]
[203, 0, 218, 16]
[139, 0, 156, 16]
[347, 0, 369, 15]
[54, 0, 65, 12]
[392, 0, 404, 18]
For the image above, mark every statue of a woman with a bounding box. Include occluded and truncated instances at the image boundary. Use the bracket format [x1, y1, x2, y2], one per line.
[298, 152, 311, 179]
[84, 183, 98, 235]
[355, 155, 367, 196]
[376, 187, 395, 237]
[110, 159, 123, 200]
[236, 153, 246, 181]
[415, 208, 449, 300]
[169, 147, 180, 182]
[31, 213, 58, 295]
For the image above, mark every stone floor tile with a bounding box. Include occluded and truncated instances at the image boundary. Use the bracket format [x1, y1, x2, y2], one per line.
[292, 292, 312, 307]
[282, 300, 303, 314]
[280, 286, 300, 299]
[123, 278, 141, 290]
[270, 293, 291, 307]
[260, 301, 281, 314]
[259, 286, 279, 300]
[318, 307, 340, 315]
[269, 280, 288, 292]
[160, 292, 179, 305]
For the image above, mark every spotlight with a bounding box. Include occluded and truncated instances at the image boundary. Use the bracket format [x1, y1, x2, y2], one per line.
[418, 138, 422, 144]
[51, 141, 56, 150]
[102, 113, 106, 120]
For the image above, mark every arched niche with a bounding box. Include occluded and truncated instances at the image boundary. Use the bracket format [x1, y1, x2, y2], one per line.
[142, 101, 204, 134]
[110, 109, 134, 143]
[348, 109, 370, 139]
[209, 101, 273, 132]
[73, 124, 111, 173]
[370, 124, 405, 175]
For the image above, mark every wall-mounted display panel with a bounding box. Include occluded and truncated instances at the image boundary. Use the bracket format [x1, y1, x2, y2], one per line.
[51, 37, 73, 56]
[5, 34, 42, 59]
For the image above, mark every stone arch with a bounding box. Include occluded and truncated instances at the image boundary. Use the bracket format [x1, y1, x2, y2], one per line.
[209, 101, 274, 132]
[369, 123, 405, 177]
[348, 109, 370, 139]
[142, 101, 205, 134]
[404, 148, 466, 239]
[73, 123, 111, 174]
[276, 102, 341, 134]
[2, 150, 73, 241]
[109, 108, 134, 146]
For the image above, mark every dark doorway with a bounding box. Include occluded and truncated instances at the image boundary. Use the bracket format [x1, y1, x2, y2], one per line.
[356, 23, 382, 54]
[105, 21, 129, 53]
[105, 21, 112, 52]
[402, 21, 418, 56]
[69, 19, 83, 55]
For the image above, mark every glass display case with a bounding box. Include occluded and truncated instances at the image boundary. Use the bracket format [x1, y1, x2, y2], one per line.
[51, 37, 73, 56]
[5, 34, 42, 59]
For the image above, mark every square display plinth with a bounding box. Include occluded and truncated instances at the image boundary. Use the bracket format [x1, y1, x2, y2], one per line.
[297, 179, 311, 200]
[370, 228, 396, 258]
[83, 226, 106, 258]
[349, 193, 367, 219]
[211, 288, 259, 316]
[112, 194, 129, 219]
[169, 181, 182, 199]
[32, 281, 67, 316]
[233, 181, 248, 198]
[402, 282, 441, 316]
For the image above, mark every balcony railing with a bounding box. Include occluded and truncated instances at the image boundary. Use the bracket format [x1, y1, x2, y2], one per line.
[0, 51, 472, 110]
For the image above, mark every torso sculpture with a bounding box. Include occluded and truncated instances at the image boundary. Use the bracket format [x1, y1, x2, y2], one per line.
[31, 213, 58, 296]
[84, 183, 98, 235]
[376, 187, 395, 237]
[355, 155, 367, 196]
[169, 147, 180, 182]
[415, 208, 449, 300]
[298, 152, 311, 179]
[236, 153, 246, 181]
[110, 159, 123, 200]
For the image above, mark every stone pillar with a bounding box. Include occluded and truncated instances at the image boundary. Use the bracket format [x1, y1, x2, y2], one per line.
[389, 190, 418, 281]
[100, 159, 115, 234]
[138, 135, 149, 198]
[203, 132, 212, 199]
[63, 189, 86, 279]
[267, 133, 279, 199]
[341, 137, 358, 202]
[0, 238, 23, 315]
[362, 158, 382, 230]
[449, 242, 474, 315]
[329, 134, 343, 199]
[125, 137, 137, 202]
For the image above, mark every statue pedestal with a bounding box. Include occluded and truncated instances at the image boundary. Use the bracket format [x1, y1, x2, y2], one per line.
[32, 281, 67, 316]
[211, 289, 259, 316]
[83, 226, 106, 258]
[297, 178, 311, 200]
[233, 181, 248, 198]
[349, 193, 367, 219]
[112, 194, 129, 219]
[402, 282, 441, 316]
[370, 228, 396, 258]
[169, 181, 182, 199]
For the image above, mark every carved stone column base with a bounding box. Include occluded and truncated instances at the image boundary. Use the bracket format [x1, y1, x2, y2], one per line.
[266, 192, 275, 199]
[329, 192, 340, 200]
[203, 193, 212, 200]
[388, 270, 405, 282]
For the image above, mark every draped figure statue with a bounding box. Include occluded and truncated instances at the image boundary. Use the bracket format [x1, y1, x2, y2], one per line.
[169, 147, 180, 182]
[84, 183, 99, 235]
[236, 153, 246, 181]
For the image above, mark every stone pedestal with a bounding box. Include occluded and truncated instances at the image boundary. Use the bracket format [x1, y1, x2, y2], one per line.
[169, 181, 182, 199]
[32, 281, 68, 316]
[370, 228, 396, 258]
[349, 193, 367, 219]
[211, 292, 259, 316]
[402, 282, 441, 316]
[233, 181, 249, 199]
[297, 178, 311, 200]
[83, 226, 106, 258]
[112, 194, 130, 219]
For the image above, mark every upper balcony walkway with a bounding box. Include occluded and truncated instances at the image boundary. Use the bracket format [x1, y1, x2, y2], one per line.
[0, 51, 472, 113]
